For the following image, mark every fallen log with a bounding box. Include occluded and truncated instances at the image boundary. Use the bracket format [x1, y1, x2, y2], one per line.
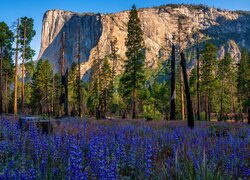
[19, 116, 54, 134]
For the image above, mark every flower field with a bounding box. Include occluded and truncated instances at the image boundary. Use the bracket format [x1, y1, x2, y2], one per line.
[0, 118, 249, 179]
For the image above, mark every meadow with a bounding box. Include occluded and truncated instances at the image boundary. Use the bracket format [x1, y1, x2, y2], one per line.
[0, 117, 249, 179]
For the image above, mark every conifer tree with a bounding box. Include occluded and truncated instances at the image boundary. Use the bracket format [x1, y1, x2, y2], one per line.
[14, 19, 19, 115]
[0, 22, 14, 115]
[218, 53, 232, 121]
[200, 43, 218, 121]
[68, 62, 78, 116]
[120, 4, 145, 119]
[18, 17, 36, 113]
[23, 61, 35, 112]
[237, 49, 250, 124]
[99, 57, 112, 118]
[88, 41, 102, 119]
[110, 37, 119, 92]
[31, 60, 52, 114]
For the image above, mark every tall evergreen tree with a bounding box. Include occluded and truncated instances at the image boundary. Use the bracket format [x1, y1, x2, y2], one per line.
[200, 43, 218, 121]
[18, 17, 36, 113]
[2, 53, 14, 113]
[218, 53, 233, 121]
[14, 19, 19, 115]
[0, 22, 14, 115]
[237, 49, 250, 124]
[68, 62, 78, 116]
[110, 37, 119, 92]
[88, 41, 102, 119]
[194, 32, 201, 121]
[120, 4, 145, 119]
[31, 60, 53, 114]
[24, 61, 35, 112]
[99, 57, 113, 118]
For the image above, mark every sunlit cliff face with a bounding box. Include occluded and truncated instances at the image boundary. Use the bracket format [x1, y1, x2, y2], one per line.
[38, 5, 250, 80]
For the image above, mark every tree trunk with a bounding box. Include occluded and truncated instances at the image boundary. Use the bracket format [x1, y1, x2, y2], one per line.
[5, 74, 8, 114]
[196, 45, 200, 121]
[180, 52, 194, 128]
[208, 96, 211, 121]
[61, 32, 68, 117]
[238, 93, 244, 122]
[248, 106, 250, 124]
[21, 20, 27, 114]
[14, 19, 19, 115]
[77, 29, 82, 117]
[64, 69, 69, 116]
[132, 89, 136, 119]
[180, 67, 185, 121]
[52, 66, 54, 115]
[205, 90, 209, 121]
[219, 80, 224, 121]
[170, 43, 176, 120]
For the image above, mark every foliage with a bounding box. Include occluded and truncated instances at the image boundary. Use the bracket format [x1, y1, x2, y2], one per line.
[143, 104, 162, 120]
[120, 5, 145, 118]
[31, 59, 53, 114]
[18, 17, 36, 61]
[237, 49, 250, 108]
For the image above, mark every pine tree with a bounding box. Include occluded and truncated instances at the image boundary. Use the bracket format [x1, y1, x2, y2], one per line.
[194, 32, 201, 121]
[2, 60, 14, 113]
[237, 49, 250, 124]
[18, 17, 36, 113]
[23, 61, 35, 112]
[110, 37, 119, 93]
[218, 53, 232, 121]
[68, 62, 78, 116]
[99, 57, 113, 118]
[200, 43, 218, 121]
[14, 19, 19, 115]
[31, 60, 53, 114]
[120, 4, 145, 119]
[88, 41, 102, 119]
[0, 22, 14, 115]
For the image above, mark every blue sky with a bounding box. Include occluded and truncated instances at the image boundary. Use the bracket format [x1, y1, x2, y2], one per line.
[0, 0, 249, 59]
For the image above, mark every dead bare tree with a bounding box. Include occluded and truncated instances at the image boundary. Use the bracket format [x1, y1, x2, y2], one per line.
[77, 29, 82, 117]
[170, 35, 176, 120]
[59, 32, 68, 117]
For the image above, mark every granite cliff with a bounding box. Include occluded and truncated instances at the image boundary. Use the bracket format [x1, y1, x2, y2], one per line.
[38, 4, 250, 80]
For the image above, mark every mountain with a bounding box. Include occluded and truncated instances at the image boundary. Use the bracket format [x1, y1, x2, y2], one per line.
[38, 4, 250, 80]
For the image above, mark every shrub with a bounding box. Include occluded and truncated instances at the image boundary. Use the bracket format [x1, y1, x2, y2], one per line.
[143, 105, 162, 121]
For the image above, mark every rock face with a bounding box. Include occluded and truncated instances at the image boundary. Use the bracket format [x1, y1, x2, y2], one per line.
[38, 5, 250, 80]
